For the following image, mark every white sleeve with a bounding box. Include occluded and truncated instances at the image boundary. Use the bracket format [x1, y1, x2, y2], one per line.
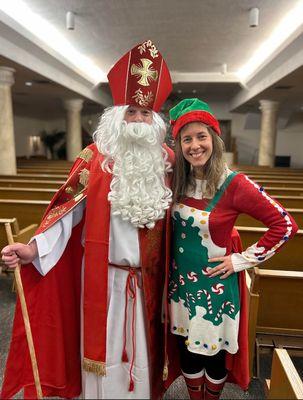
[30, 200, 86, 276]
[231, 249, 258, 273]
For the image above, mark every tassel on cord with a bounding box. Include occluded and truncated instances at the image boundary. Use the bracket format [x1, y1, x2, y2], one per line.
[129, 377, 134, 392]
[163, 358, 169, 381]
[122, 349, 129, 362]
[83, 358, 106, 376]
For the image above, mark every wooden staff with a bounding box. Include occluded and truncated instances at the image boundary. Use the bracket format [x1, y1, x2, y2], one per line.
[5, 223, 43, 399]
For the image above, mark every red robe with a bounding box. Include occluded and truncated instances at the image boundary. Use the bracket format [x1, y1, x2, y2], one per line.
[1, 143, 173, 399]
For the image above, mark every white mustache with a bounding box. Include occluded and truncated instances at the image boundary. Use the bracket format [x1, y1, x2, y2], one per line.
[121, 122, 159, 146]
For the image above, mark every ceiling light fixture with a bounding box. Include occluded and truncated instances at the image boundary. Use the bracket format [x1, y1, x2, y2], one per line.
[0, 0, 106, 84]
[66, 11, 75, 30]
[238, 1, 303, 82]
[25, 81, 33, 86]
[249, 7, 259, 28]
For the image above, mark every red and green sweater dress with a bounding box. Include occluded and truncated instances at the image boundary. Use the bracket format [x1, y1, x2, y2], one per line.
[168, 168, 298, 357]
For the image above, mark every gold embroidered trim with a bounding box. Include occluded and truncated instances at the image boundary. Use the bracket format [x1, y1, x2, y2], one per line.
[83, 358, 106, 376]
[132, 89, 153, 107]
[79, 168, 89, 187]
[40, 205, 68, 229]
[137, 40, 159, 58]
[78, 147, 93, 162]
[130, 58, 158, 86]
[74, 193, 84, 202]
[65, 186, 74, 194]
[46, 206, 67, 221]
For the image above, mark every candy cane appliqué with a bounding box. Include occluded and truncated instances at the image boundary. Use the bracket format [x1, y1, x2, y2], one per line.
[197, 289, 213, 314]
[214, 301, 235, 321]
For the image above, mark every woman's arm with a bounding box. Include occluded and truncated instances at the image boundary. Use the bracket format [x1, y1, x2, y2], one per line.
[208, 174, 298, 278]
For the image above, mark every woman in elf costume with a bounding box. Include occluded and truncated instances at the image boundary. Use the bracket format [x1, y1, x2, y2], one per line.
[166, 98, 298, 400]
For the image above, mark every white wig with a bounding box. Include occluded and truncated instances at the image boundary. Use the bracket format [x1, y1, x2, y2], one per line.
[93, 106, 172, 229]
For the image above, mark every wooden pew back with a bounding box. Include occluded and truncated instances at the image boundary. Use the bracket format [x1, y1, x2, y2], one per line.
[236, 227, 303, 270]
[272, 195, 303, 208]
[251, 268, 303, 335]
[255, 180, 303, 188]
[0, 179, 63, 189]
[0, 218, 38, 264]
[0, 174, 67, 181]
[246, 268, 303, 378]
[0, 187, 56, 201]
[265, 187, 303, 196]
[236, 208, 303, 229]
[17, 168, 69, 175]
[0, 199, 49, 227]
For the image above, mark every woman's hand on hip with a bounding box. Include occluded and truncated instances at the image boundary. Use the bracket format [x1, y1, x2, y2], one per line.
[206, 255, 235, 279]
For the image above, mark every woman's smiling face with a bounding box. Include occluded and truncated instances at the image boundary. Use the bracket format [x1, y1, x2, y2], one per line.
[180, 122, 213, 174]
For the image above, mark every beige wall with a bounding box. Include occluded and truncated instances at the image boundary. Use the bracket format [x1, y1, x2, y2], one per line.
[13, 114, 100, 158]
[13, 115, 62, 157]
[13, 108, 303, 167]
[231, 112, 303, 168]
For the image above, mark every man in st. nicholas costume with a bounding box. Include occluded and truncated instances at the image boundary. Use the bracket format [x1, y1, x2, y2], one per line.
[1, 40, 174, 399]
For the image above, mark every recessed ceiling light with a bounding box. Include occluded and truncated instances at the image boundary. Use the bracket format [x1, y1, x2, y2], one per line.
[192, 89, 197, 94]
[177, 89, 182, 94]
[25, 81, 32, 86]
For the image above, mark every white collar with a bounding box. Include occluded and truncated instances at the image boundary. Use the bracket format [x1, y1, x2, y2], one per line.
[186, 165, 233, 199]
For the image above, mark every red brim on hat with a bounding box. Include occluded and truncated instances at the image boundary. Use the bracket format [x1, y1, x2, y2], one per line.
[171, 111, 221, 138]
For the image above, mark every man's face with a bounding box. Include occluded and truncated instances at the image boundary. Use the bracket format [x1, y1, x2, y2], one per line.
[124, 106, 153, 125]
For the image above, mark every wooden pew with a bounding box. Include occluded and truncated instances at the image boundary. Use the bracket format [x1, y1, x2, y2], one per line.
[247, 268, 303, 378]
[236, 227, 303, 271]
[272, 195, 303, 208]
[0, 174, 67, 181]
[18, 160, 73, 168]
[0, 199, 49, 227]
[17, 168, 69, 175]
[248, 174, 303, 181]
[0, 187, 56, 201]
[244, 171, 303, 177]
[0, 179, 64, 189]
[265, 187, 303, 196]
[236, 209, 303, 229]
[236, 166, 303, 173]
[265, 349, 303, 399]
[255, 180, 303, 188]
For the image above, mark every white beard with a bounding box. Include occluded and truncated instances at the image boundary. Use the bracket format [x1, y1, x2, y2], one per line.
[93, 106, 172, 229]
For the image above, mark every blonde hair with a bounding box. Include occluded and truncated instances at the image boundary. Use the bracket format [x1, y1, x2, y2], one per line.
[172, 124, 225, 202]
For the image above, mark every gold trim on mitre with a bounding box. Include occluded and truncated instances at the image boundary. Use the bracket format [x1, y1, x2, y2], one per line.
[79, 168, 89, 187]
[83, 358, 106, 376]
[78, 147, 93, 162]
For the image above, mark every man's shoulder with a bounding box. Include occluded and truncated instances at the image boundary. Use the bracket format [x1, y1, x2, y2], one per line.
[76, 143, 99, 162]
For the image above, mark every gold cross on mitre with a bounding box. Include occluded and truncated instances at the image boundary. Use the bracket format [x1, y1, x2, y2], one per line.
[130, 58, 158, 86]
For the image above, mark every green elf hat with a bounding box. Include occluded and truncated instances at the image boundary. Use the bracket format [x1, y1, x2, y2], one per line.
[169, 98, 221, 138]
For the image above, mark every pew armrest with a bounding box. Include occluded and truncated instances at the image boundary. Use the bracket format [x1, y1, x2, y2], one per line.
[267, 348, 303, 399]
[13, 223, 38, 244]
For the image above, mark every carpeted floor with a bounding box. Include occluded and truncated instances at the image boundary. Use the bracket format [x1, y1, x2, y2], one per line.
[0, 273, 267, 399]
